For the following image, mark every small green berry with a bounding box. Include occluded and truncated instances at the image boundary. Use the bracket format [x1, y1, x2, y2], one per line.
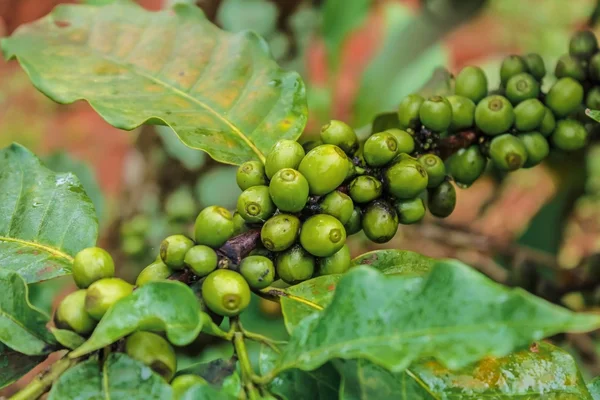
[276, 245, 315, 284]
[125, 331, 176, 382]
[489, 134, 528, 171]
[318, 244, 351, 276]
[551, 119, 588, 151]
[172, 375, 207, 399]
[300, 214, 346, 257]
[363, 131, 399, 167]
[555, 54, 587, 82]
[268, 168, 309, 213]
[136, 258, 173, 287]
[384, 158, 428, 199]
[447, 95, 475, 131]
[201, 269, 251, 317]
[418, 154, 446, 188]
[397, 94, 425, 130]
[265, 140, 305, 179]
[394, 197, 426, 225]
[194, 206, 235, 248]
[514, 98, 545, 131]
[85, 278, 133, 320]
[428, 180, 456, 218]
[236, 161, 267, 191]
[523, 53, 546, 80]
[386, 129, 415, 154]
[569, 30, 598, 59]
[518, 132, 550, 168]
[475, 95, 515, 136]
[298, 145, 351, 195]
[320, 120, 359, 154]
[349, 175, 383, 204]
[343, 207, 362, 236]
[445, 145, 487, 187]
[539, 107, 556, 137]
[545, 77, 584, 118]
[319, 190, 354, 224]
[260, 214, 300, 252]
[589, 53, 600, 82]
[72, 247, 115, 289]
[237, 185, 276, 223]
[232, 211, 249, 236]
[361, 200, 398, 244]
[500, 55, 528, 86]
[455, 65, 488, 103]
[505, 73, 540, 105]
[239, 255, 275, 290]
[160, 235, 195, 270]
[55, 289, 97, 335]
[419, 96, 453, 132]
[184, 245, 218, 277]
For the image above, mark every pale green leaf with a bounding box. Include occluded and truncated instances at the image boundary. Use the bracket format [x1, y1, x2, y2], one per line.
[50, 327, 85, 350]
[71, 281, 202, 357]
[273, 261, 600, 375]
[0, 143, 98, 283]
[2, 3, 307, 165]
[48, 353, 171, 400]
[0, 343, 44, 389]
[216, 0, 279, 38]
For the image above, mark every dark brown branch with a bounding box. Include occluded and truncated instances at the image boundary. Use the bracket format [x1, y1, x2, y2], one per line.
[438, 130, 479, 160]
[217, 229, 261, 266]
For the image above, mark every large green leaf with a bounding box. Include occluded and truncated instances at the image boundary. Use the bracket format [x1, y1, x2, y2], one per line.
[0, 269, 55, 355]
[336, 342, 592, 399]
[48, 353, 171, 400]
[0, 144, 98, 283]
[272, 260, 600, 375]
[0, 343, 45, 389]
[322, 0, 371, 67]
[259, 344, 340, 400]
[2, 2, 307, 165]
[70, 281, 202, 357]
[350, 249, 434, 274]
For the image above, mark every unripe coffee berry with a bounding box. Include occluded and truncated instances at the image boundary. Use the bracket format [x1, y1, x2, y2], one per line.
[55, 289, 97, 335]
[427, 180, 457, 218]
[300, 214, 346, 257]
[505, 73, 540, 105]
[518, 132, 549, 168]
[523, 53, 546, 80]
[320, 190, 354, 224]
[489, 134, 528, 171]
[419, 96, 453, 132]
[514, 98, 545, 131]
[363, 131, 399, 167]
[318, 244, 351, 276]
[194, 206, 234, 248]
[361, 200, 399, 243]
[85, 278, 133, 320]
[184, 245, 218, 277]
[386, 129, 415, 154]
[320, 120, 359, 154]
[261, 214, 300, 252]
[265, 140, 305, 179]
[125, 331, 176, 382]
[268, 168, 309, 213]
[236, 161, 267, 191]
[343, 207, 362, 236]
[555, 55, 587, 82]
[418, 154, 445, 188]
[569, 30, 598, 59]
[72, 247, 115, 289]
[237, 185, 276, 223]
[445, 145, 486, 187]
[455, 66, 488, 103]
[447, 95, 475, 131]
[397, 94, 424, 130]
[239, 255, 275, 290]
[298, 145, 350, 195]
[349, 175, 383, 204]
[276, 245, 315, 284]
[384, 158, 428, 199]
[136, 258, 173, 287]
[394, 197, 426, 225]
[552, 119, 588, 151]
[202, 269, 251, 317]
[160, 234, 195, 270]
[500, 55, 528, 86]
[475, 95, 514, 136]
[539, 107, 556, 137]
[545, 77, 584, 118]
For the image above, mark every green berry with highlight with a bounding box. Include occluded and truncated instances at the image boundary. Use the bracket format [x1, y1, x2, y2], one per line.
[394, 197, 426, 225]
[397, 94, 424, 130]
[418, 154, 446, 188]
[236, 161, 267, 191]
[194, 206, 235, 248]
[184, 245, 218, 277]
[239, 255, 275, 290]
[318, 244, 351, 276]
[300, 214, 346, 257]
[489, 134, 528, 171]
[265, 140, 305, 179]
[260, 214, 300, 252]
[349, 175, 383, 204]
[268, 168, 309, 213]
[419, 96, 453, 132]
[237, 185, 276, 223]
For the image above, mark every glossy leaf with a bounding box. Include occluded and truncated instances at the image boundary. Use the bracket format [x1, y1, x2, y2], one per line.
[350, 249, 434, 275]
[71, 281, 202, 357]
[2, 3, 307, 165]
[50, 327, 85, 350]
[322, 0, 371, 67]
[259, 344, 340, 400]
[273, 261, 600, 375]
[0, 343, 44, 389]
[337, 342, 592, 399]
[48, 353, 171, 400]
[0, 269, 55, 355]
[180, 383, 237, 400]
[0, 144, 98, 283]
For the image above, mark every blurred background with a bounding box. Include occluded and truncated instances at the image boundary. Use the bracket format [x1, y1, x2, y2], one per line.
[2, 0, 600, 394]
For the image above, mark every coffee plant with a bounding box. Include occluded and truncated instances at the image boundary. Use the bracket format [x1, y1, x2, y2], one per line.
[3, 1, 600, 399]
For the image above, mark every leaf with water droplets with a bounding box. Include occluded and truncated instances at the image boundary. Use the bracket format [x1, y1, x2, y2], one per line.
[0, 143, 98, 283]
[70, 281, 202, 358]
[336, 342, 592, 399]
[2, 2, 307, 165]
[272, 260, 600, 375]
[48, 353, 171, 400]
[0, 343, 45, 389]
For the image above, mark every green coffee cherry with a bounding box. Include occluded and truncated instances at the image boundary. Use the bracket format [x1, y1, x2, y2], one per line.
[72, 247, 115, 289]
[172, 375, 207, 399]
[125, 331, 176, 382]
[447, 95, 475, 131]
[361, 200, 398, 244]
[160, 235, 195, 270]
[265, 140, 305, 179]
[384, 157, 428, 199]
[232, 211, 249, 236]
[419, 96, 453, 132]
[261, 214, 300, 252]
[505, 73, 540, 105]
[349, 175, 383, 204]
[397, 94, 424, 130]
[586, 86, 600, 109]
[500, 55, 528, 86]
[518, 132, 550, 168]
[551, 119, 588, 151]
[269, 168, 309, 212]
[418, 154, 446, 188]
[184, 245, 218, 277]
[394, 197, 426, 225]
[428, 180, 457, 218]
[545, 77, 584, 118]
[489, 134, 528, 171]
[445, 145, 487, 187]
[475, 95, 514, 136]
[85, 278, 133, 320]
[298, 145, 351, 195]
[455, 65, 488, 103]
[523, 53, 546, 81]
[363, 131, 399, 167]
[165, 187, 196, 222]
[320, 191, 354, 224]
[386, 129, 415, 154]
[239, 255, 275, 290]
[55, 289, 97, 335]
[202, 269, 251, 316]
[300, 214, 346, 257]
[590, 53, 600, 82]
[555, 55, 587, 82]
[569, 30, 598, 59]
[343, 207, 362, 235]
[237, 185, 276, 223]
[302, 139, 323, 153]
[539, 107, 556, 137]
[136, 258, 173, 286]
[194, 206, 235, 248]
[276, 245, 315, 284]
[514, 98, 545, 131]
[320, 120, 359, 154]
[236, 161, 267, 191]
[318, 244, 351, 276]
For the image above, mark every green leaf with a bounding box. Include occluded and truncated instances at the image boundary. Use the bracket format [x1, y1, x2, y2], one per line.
[0, 343, 44, 389]
[156, 126, 206, 170]
[71, 281, 202, 358]
[216, 0, 279, 38]
[0, 269, 55, 355]
[589, 376, 600, 400]
[50, 327, 85, 350]
[337, 342, 592, 399]
[2, 2, 307, 165]
[0, 143, 98, 283]
[350, 249, 434, 275]
[43, 151, 105, 223]
[586, 108, 600, 123]
[179, 383, 237, 400]
[273, 260, 600, 375]
[322, 0, 371, 67]
[259, 344, 340, 400]
[48, 353, 172, 400]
